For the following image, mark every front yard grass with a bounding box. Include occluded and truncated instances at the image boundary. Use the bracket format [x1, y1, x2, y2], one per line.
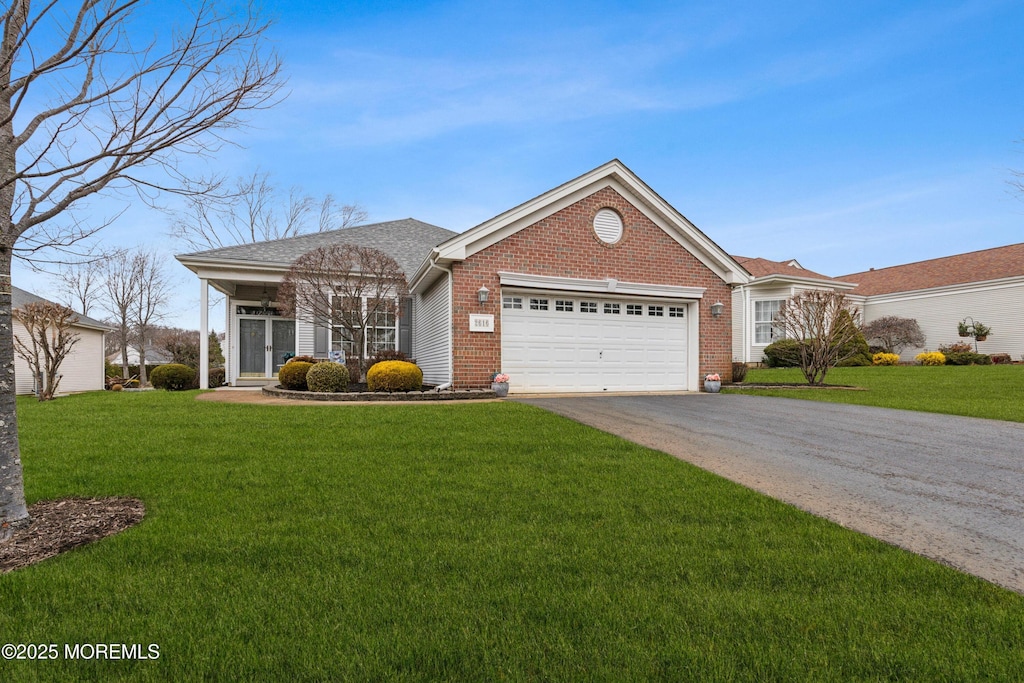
[1, 390, 1022, 680]
[730, 365, 1024, 422]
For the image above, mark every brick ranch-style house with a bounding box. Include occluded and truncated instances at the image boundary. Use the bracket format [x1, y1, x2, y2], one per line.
[177, 160, 747, 393]
[177, 159, 1024, 392]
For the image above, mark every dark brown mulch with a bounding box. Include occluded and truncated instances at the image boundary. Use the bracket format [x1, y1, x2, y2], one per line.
[0, 497, 145, 573]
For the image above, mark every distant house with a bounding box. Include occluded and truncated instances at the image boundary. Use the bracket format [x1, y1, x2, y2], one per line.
[731, 244, 1024, 363]
[839, 243, 1024, 361]
[12, 286, 110, 395]
[107, 345, 174, 368]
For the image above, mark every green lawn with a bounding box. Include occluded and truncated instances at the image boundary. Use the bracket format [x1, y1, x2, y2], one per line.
[730, 364, 1024, 422]
[1, 391, 1022, 681]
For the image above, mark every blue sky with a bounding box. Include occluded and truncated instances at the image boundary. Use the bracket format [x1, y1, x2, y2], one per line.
[14, 0, 1024, 329]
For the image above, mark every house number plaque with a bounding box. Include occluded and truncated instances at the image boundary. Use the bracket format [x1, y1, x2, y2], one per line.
[469, 314, 494, 333]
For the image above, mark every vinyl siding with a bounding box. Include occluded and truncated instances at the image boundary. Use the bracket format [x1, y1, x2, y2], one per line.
[413, 275, 451, 385]
[14, 322, 105, 395]
[863, 281, 1024, 361]
[296, 318, 315, 356]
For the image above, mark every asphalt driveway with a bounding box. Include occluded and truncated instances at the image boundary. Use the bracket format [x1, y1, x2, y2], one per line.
[516, 393, 1024, 593]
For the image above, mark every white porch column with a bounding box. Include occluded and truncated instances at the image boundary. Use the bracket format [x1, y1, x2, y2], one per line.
[199, 278, 209, 389]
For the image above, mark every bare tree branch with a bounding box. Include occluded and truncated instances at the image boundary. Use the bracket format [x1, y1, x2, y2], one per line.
[774, 290, 862, 385]
[278, 245, 408, 381]
[13, 300, 81, 400]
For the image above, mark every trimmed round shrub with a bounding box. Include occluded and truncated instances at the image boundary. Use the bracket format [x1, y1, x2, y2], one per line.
[306, 362, 349, 393]
[150, 363, 197, 391]
[915, 351, 946, 366]
[279, 361, 314, 390]
[367, 360, 423, 392]
[763, 339, 802, 367]
[872, 352, 900, 366]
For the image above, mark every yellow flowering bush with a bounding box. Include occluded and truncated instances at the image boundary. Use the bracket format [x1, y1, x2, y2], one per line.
[367, 360, 423, 392]
[872, 352, 900, 366]
[915, 351, 946, 366]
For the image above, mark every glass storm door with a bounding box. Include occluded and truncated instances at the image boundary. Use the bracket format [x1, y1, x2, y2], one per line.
[271, 319, 295, 375]
[239, 319, 267, 377]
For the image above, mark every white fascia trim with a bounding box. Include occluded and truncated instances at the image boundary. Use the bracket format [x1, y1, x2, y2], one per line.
[498, 272, 705, 300]
[749, 274, 857, 291]
[433, 160, 749, 285]
[860, 275, 1024, 305]
[175, 257, 290, 282]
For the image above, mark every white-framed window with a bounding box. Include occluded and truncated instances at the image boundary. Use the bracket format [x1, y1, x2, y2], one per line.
[668, 306, 685, 318]
[580, 301, 598, 313]
[648, 305, 664, 317]
[604, 303, 620, 315]
[529, 298, 549, 311]
[331, 296, 398, 357]
[754, 299, 784, 344]
[626, 304, 643, 316]
[555, 299, 574, 312]
[503, 296, 523, 310]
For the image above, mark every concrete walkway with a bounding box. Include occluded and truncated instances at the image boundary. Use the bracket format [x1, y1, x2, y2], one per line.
[517, 393, 1024, 593]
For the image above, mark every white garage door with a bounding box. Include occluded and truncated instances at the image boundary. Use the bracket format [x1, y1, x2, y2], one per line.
[501, 292, 689, 393]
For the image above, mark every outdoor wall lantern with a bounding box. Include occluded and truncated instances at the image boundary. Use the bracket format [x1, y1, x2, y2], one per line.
[477, 286, 489, 305]
[710, 301, 725, 318]
[260, 286, 271, 309]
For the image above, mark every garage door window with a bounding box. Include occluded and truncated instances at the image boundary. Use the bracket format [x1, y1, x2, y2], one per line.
[669, 306, 685, 318]
[529, 298, 549, 311]
[581, 301, 598, 313]
[503, 296, 523, 310]
[626, 304, 643, 315]
[604, 303, 620, 314]
[555, 299, 574, 312]
[648, 305, 664, 317]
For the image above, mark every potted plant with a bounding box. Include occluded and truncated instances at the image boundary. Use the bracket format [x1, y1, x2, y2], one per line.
[491, 372, 510, 398]
[958, 320, 971, 337]
[703, 373, 722, 393]
[972, 322, 991, 342]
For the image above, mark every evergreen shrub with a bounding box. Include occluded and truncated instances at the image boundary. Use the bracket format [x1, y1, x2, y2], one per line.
[150, 364, 197, 391]
[279, 361, 314, 390]
[306, 362, 349, 393]
[367, 360, 423, 392]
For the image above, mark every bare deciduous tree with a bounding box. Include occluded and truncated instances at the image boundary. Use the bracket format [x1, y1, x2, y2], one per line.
[0, 0, 283, 535]
[52, 254, 118, 316]
[169, 170, 368, 252]
[131, 251, 171, 387]
[13, 302, 80, 401]
[861, 315, 926, 355]
[278, 245, 408, 381]
[774, 290, 863, 385]
[101, 249, 140, 379]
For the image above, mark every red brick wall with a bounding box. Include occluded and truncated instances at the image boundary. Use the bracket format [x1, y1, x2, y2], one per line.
[451, 186, 733, 388]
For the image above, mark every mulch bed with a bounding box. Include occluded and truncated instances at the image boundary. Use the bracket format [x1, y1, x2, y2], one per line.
[0, 497, 145, 573]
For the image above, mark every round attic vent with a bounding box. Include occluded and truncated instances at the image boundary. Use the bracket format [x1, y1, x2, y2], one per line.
[593, 208, 623, 244]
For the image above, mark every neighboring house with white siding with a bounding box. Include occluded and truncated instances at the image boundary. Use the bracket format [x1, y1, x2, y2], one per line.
[731, 243, 1024, 364]
[730, 257, 856, 364]
[839, 243, 1024, 361]
[12, 286, 110, 395]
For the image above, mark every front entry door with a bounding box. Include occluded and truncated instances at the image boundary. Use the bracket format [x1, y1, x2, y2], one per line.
[239, 317, 295, 378]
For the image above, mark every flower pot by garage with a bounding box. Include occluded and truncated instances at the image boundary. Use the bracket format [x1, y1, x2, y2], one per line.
[492, 382, 509, 397]
[704, 380, 721, 393]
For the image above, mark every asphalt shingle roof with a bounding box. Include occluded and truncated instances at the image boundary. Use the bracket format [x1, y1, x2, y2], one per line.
[11, 286, 111, 330]
[837, 243, 1024, 296]
[179, 219, 459, 279]
[732, 256, 840, 282]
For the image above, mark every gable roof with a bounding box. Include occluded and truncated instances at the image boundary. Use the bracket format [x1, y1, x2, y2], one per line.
[177, 219, 458, 279]
[732, 256, 837, 281]
[411, 159, 749, 291]
[837, 243, 1024, 296]
[11, 286, 111, 331]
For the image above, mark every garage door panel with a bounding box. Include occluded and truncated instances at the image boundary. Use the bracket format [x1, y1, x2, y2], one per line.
[502, 292, 688, 393]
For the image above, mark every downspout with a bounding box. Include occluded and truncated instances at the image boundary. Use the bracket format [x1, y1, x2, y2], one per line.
[426, 255, 454, 390]
[742, 284, 751, 364]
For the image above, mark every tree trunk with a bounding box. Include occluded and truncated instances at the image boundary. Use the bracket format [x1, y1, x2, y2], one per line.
[0, 247, 29, 538]
[138, 345, 148, 386]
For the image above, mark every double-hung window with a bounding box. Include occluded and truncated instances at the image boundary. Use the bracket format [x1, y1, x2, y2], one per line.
[754, 300, 784, 344]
